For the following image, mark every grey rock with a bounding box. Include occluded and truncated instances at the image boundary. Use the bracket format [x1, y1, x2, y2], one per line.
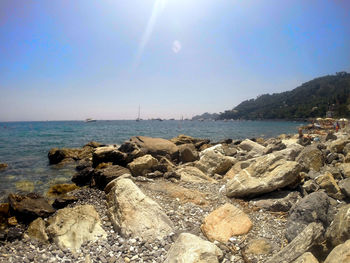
[251, 191, 301, 212]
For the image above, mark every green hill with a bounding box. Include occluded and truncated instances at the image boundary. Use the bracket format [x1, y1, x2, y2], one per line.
[218, 72, 350, 120]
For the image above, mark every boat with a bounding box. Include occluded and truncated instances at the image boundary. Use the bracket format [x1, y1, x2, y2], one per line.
[85, 118, 96, 122]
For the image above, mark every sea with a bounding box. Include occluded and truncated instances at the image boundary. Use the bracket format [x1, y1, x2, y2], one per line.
[0, 120, 305, 200]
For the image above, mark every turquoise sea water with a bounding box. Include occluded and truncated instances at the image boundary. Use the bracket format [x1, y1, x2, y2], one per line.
[0, 120, 305, 200]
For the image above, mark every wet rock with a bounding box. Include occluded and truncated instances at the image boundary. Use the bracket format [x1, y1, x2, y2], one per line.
[46, 183, 79, 198]
[127, 155, 158, 177]
[315, 172, 344, 199]
[0, 163, 8, 169]
[201, 203, 252, 243]
[0, 203, 9, 225]
[339, 178, 350, 197]
[250, 191, 301, 212]
[245, 239, 272, 255]
[84, 141, 102, 148]
[47, 204, 107, 251]
[326, 204, 350, 247]
[76, 158, 92, 171]
[226, 154, 302, 198]
[106, 178, 173, 241]
[178, 144, 199, 163]
[195, 145, 236, 176]
[52, 195, 78, 209]
[267, 223, 324, 263]
[26, 218, 49, 243]
[296, 146, 324, 172]
[93, 165, 131, 189]
[92, 146, 127, 167]
[48, 147, 91, 165]
[8, 193, 55, 223]
[286, 192, 330, 242]
[72, 167, 94, 186]
[15, 180, 35, 193]
[292, 252, 319, 263]
[164, 233, 223, 263]
[324, 239, 350, 263]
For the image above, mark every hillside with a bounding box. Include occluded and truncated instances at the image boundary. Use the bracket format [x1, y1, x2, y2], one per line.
[218, 72, 350, 120]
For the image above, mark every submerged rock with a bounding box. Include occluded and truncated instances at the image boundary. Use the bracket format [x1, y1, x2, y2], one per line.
[106, 178, 174, 241]
[0, 163, 8, 169]
[164, 233, 223, 263]
[46, 183, 79, 198]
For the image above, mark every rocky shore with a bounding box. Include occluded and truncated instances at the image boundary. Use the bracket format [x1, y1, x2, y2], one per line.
[0, 131, 350, 262]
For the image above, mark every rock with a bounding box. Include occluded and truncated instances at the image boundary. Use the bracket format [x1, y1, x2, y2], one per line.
[153, 157, 175, 173]
[239, 139, 266, 156]
[292, 252, 319, 263]
[176, 166, 216, 183]
[76, 158, 92, 171]
[72, 167, 94, 186]
[286, 192, 330, 242]
[326, 204, 350, 247]
[201, 203, 252, 243]
[127, 136, 179, 161]
[170, 134, 210, 149]
[296, 146, 324, 172]
[315, 172, 344, 199]
[6, 227, 23, 241]
[92, 146, 127, 167]
[26, 218, 49, 243]
[324, 239, 350, 263]
[329, 138, 349, 153]
[46, 183, 79, 198]
[15, 180, 35, 192]
[338, 163, 350, 178]
[195, 145, 236, 176]
[47, 204, 107, 251]
[302, 180, 319, 193]
[326, 152, 339, 164]
[276, 143, 304, 161]
[264, 141, 286, 155]
[8, 193, 56, 223]
[245, 239, 272, 255]
[0, 203, 9, 225]
[127, 155, 158, 177]
[178, 144, 199, 163]
[250, 191, 301, 212]
[266, 223, 324, 263]
[0, 163, 8, 169]
[84, 141, 102, 148]
[339, 178, 350, 197]
[93, 165, 131, 190]
[48, 148, 80, 164]
[7, 216, 17, 226]
[164, 233, 223, 263]
[106, 178, 174, 241]
[226, 154, 302, 198]
[52, 195, 78, 209]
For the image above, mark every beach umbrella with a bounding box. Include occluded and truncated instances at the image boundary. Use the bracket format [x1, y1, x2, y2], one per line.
[339, 118, 348, 122]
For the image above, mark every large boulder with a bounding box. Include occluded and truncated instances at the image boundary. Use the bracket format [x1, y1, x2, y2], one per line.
[296, 146, 324, 172]
[326, 204, 350, 247]
[315, 172, 344, 199]
[127, 154, 159, 177]
[46, 205, 107, 251]
[285, 192, 330, 242]
[239, 139, 266, 157]
[226, 154, 302, 198]
[93, 165, 131, 189]
[92, 146, 127, 167]
[195, 145, 236, 176]
[126, 136, 179, 161]
[250, 191, 301, 212]
[267, 223, 324, 263]
[164, 233, 223, 263]
[106, 178, 174, 241]
[201, 203, 252, 243]
[8, 193, 55, 223]
[324, 239, 350, 263]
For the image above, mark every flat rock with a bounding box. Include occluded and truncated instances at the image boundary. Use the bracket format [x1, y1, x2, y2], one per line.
[201, 203, 252, 242]
[324, 239, 350, 263]
[226, 153, 302, 198]
[286, 192, 330, 242]
[326, 204, 350, 247]
[47, 204, 107, 251]
[106, 178, 174, 241]
[164, 233, 223, 263]
[127, 154, 158, 177]
[292, 252, 319, 263]
[250, 191, 301, 212]
[8, 193, 55, 223]
[315, 172, 344, 199]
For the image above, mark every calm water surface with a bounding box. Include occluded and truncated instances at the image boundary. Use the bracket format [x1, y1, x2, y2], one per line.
[0, 120, 305, 200]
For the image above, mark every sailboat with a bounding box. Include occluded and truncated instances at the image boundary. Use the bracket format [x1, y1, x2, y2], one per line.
[136, 105, 141, 121]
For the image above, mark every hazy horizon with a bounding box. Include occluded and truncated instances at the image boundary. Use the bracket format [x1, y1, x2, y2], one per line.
[1, 0, 350, 122]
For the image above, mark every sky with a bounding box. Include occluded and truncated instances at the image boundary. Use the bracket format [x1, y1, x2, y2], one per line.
[0, 0, 350, 121]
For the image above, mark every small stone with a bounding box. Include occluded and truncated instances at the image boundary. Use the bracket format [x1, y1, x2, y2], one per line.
[124, 257, 130, 263]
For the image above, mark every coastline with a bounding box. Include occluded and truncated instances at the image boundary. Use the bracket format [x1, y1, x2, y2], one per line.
[0, 129, 349, 262]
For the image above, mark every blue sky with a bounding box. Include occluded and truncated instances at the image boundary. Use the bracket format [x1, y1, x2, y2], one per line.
[0, 0, 349, 121]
